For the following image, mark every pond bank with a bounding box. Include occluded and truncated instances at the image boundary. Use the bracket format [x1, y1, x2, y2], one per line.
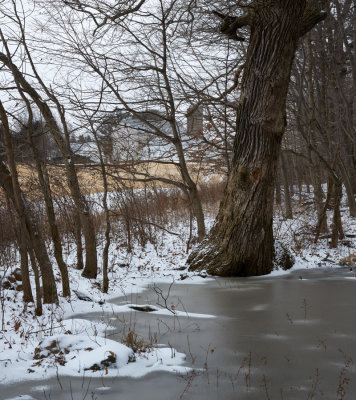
[3, 267, 356, 399]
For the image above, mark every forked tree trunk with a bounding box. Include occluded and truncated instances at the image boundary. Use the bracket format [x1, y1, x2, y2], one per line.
[188, 0, 326, 276]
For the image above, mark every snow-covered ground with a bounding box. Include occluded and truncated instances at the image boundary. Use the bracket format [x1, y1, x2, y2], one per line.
[0, 215, 217, 386]
[0, 190, 356, 387]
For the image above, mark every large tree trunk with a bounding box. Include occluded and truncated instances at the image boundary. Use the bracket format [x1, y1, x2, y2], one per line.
[188, 0, 326, 276]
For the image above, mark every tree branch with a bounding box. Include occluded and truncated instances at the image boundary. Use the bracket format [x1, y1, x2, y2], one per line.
[213, 10, 253, 41]
[62, 0, 146, 35]
[299, 1, 327, 37]
[186, 63, 244, 117]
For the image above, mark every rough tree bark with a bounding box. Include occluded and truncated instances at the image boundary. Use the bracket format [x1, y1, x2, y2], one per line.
[188, 0, 326, 276]
[0, 101, 58, 303]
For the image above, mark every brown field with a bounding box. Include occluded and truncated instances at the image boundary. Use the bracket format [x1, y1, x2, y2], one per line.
[14, 162, 224, 197]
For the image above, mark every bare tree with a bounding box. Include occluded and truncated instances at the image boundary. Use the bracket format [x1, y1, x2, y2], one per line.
[0, 101, 58, 304]
[0, 5, 98, 278]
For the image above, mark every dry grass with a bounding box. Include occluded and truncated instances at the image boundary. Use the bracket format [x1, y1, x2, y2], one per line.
[14, 162, 224, 196]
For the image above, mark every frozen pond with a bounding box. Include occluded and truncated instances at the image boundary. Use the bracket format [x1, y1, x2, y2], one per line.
[3, 267, 356, 399]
